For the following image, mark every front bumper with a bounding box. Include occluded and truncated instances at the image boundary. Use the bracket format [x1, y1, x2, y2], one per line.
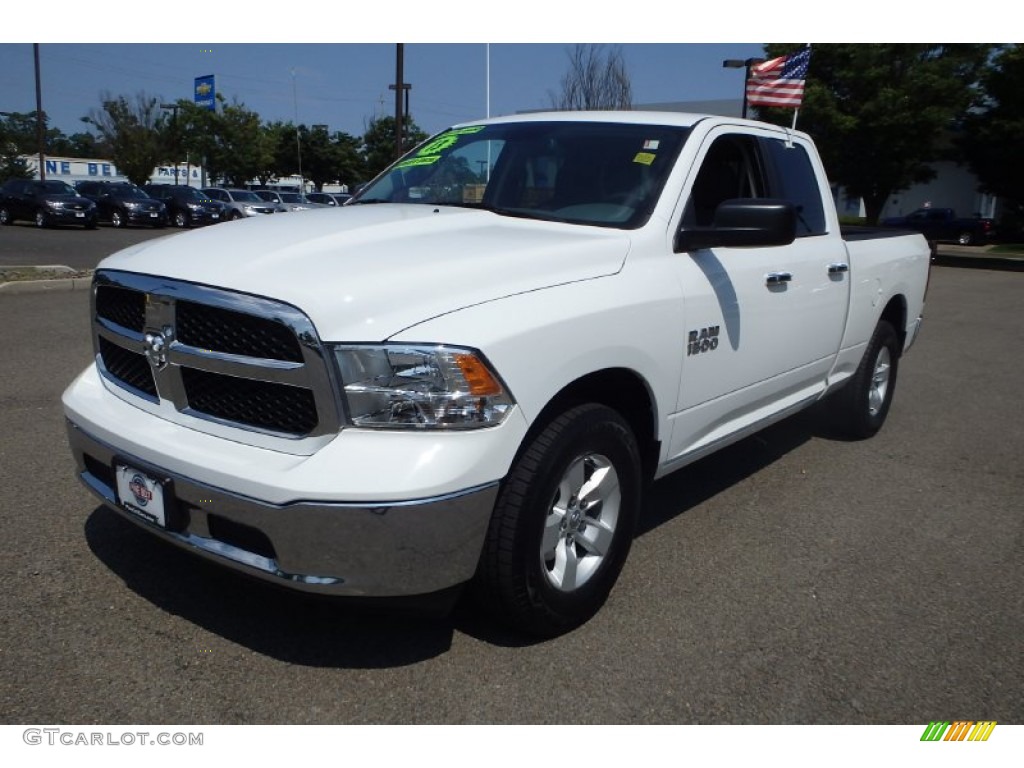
[48, 207, 96, 225]
[126, 209, 167, 225]
[67, 421, 499, 596]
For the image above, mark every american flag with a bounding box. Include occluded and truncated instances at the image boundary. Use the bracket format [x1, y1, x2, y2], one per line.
[746, 46, 811, 108]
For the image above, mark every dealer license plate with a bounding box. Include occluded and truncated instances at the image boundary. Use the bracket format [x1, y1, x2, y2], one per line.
[75, 211, 84, 218]
[115, 465, 166, 527]
[149, 212, 157, 217]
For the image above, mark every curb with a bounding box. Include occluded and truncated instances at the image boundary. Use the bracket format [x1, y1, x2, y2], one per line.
[0, 275, 93, 294]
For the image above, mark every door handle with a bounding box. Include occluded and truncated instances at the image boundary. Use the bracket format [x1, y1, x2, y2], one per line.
[828, 263, 850, 274]
[765, 272, 793, 286]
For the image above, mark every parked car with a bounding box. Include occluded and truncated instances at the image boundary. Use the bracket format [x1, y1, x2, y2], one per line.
[202, 187, 281, 219]
[76, 181, 167, 228]
[142, 185, 227, 228]
[0, 178, 98, 228]
[253, 190, 324, 212]
[882, 207, 996, 247]
[306, 192, 352, 207]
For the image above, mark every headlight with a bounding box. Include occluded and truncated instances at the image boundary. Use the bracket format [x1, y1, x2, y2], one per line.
[124, 202, 141, 209]
[333, 345, 514, 429]
[46, 200, 63, 209]
[187, 202, 202, 210]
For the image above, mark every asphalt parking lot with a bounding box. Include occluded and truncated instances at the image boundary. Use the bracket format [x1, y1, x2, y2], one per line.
[0, 233, 1021, 725]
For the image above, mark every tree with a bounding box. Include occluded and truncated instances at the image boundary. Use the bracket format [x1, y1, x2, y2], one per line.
[84, 92, 166, 185]
[297, 126, 366, 191]
[550, 44, 633, 111]
[959, 45, 1024, 225]
[362, 116, 427, 180]
[206, 101, 270, 187]
[756, 44, 995, 224]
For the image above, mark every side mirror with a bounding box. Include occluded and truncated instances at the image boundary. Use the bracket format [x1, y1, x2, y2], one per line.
[675, 198, 797, 252]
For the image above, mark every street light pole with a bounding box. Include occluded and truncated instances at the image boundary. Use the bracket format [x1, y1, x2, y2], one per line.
[722, 57, 764, 119]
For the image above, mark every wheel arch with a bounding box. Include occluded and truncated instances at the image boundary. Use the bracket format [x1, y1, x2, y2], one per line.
[879, 294, 908, 354]
[519, 367, 660, 481]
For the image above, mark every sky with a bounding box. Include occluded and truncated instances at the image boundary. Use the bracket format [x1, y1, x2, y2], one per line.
[1, 5, 977, 141]
[0, 42, 768, 140]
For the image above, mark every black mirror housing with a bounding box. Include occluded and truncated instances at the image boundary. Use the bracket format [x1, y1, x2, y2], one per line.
[676, 198, 798, 252]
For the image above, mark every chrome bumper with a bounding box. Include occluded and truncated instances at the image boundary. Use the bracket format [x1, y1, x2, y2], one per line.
[67, 421, 498, 597]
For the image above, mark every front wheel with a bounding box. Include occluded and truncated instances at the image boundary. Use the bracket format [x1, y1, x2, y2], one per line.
[111, 210, 126, 228]
[475, 403, 642, 637]
[829, 320, 900, 439]
[174, 210, 190, 228]
[35, 209, 49, 228]
[0, 206, 11, 225]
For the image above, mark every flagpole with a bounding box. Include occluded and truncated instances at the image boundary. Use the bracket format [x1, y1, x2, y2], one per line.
[791, 108, 799, 131]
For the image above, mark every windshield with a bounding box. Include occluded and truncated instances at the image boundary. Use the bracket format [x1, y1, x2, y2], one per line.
[182, 188, 213, 201]
[230, 190, 262, 203]
[111, 186, 149, 199]
[280, 193, 305, 203]
[40, 180, 78, 195]
[353, 121, 689, 228]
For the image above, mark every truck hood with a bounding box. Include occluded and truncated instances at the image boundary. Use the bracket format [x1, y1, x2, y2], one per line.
[99, 204, 631, 341]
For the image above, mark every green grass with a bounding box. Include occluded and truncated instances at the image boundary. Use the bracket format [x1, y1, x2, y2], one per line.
[988, 244, 1024, 255]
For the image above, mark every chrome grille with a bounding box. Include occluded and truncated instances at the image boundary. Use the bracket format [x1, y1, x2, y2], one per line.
[181, 367, 319, 434]
[92, 270, 339, 439]
[176, 300, 303, 362]
[96, 284, 145, 332]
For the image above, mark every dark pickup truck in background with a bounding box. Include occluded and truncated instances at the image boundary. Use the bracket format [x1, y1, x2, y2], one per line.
[882, 207, 996, 247]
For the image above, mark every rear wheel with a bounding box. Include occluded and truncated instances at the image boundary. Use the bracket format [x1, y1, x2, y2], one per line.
[476, 403, 641, 637]
[829, 320, 900, 439]
[957, 231, 973, 246]
[0, 206, 11, 225]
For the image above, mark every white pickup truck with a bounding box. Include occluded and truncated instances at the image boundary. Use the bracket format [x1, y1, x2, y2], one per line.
[63, 112, 929, 636]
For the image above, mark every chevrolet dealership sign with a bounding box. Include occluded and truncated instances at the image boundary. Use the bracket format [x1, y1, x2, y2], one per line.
[194, 75, 216, 111]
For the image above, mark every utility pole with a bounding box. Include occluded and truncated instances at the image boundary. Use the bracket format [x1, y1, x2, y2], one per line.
[34, 44, 45, 181]
[160, 103, 180, 184]
[389, 44, 412, 159]
[292, 68, 304, 194]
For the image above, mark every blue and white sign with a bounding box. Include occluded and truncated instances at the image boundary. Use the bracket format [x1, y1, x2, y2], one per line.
[194, 74, 216, 111]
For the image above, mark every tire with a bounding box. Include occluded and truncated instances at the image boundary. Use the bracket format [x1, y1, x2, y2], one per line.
[829, 320, 900, 439]
[476, 403, 642, 637]
[957, 231, 973, 246]
[174, 210, 189, 228]
[35, 209, 49, 228]
[0, 207, 11, 225]
[230, 210, 243, 221]
[111, 210, 126, 228]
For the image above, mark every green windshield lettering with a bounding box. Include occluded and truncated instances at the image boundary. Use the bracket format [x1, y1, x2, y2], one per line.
[415, 126, 486, 157]
[395, 155, 443, 169]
